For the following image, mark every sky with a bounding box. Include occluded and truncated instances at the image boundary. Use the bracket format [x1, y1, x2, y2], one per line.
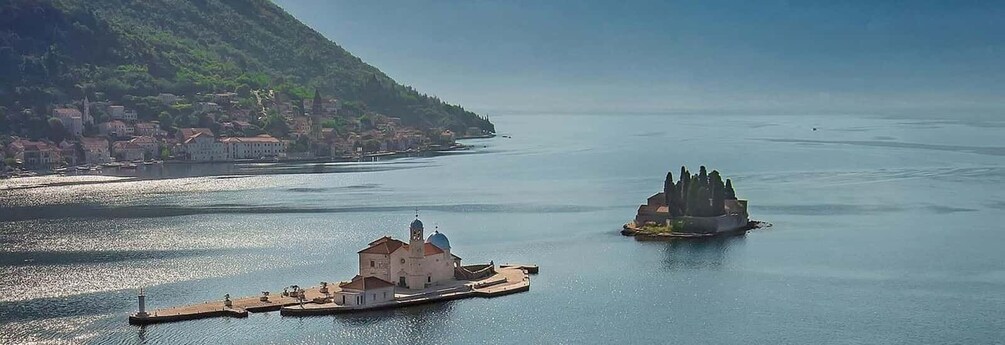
[273, 0, 1005, 114]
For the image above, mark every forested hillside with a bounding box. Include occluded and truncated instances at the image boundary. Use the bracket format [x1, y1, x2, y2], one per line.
[0, 0, 493, 133]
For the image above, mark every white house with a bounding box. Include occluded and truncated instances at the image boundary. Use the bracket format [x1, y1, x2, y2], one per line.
[128, 136, 159, 157]
[220, 135, 285, 159]
[112, 141, 145, 161]
[179, 129, 225, 161]
[134, 122, 166, 137]
[334, 275, 396, 307]
[81, 137, 111, 164]
[99, 120, 133, 137]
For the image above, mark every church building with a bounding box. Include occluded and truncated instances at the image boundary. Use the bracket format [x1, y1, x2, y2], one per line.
[351, 217, 461, 292]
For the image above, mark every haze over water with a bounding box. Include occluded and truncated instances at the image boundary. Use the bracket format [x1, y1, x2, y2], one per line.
[2, 112, 1004, 344]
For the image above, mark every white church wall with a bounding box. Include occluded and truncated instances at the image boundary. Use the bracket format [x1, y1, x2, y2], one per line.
[426, 252, 455, 285]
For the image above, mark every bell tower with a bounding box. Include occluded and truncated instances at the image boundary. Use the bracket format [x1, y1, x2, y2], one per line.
[406, 212, 426, 289]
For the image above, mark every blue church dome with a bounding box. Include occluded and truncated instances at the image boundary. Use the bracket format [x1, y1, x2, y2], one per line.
[410, 218, 424, 230]
[426, 231, 450, 250]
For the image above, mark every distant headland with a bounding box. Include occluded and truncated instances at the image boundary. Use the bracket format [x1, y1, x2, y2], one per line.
[623, 166, 766, 239]
[1, 0, 494, 177]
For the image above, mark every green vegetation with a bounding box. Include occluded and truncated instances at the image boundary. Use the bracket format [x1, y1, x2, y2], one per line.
[0, 0, 493, 139]
[663, 166, 738, 218]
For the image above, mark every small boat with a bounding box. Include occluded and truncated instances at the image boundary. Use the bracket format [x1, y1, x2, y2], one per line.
[120, 163, 138, 169]
[102, 162, 121, 168]
[55, 167, 69, 174]
[143, 161, 156, 166]
[76, 165, 91, 171]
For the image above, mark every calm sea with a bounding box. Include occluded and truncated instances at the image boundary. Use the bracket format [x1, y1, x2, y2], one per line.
[1, 113, 1003, 344]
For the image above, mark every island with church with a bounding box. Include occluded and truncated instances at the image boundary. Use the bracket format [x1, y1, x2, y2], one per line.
[622, 166, 763, 239]
[128, 216, 535, 325]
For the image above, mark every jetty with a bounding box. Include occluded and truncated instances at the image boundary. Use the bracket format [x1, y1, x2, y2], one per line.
[129, 264, 534, 325]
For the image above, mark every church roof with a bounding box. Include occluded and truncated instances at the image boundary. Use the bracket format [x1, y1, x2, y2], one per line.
[426, 231, 450, 250]
[419, 243, 444, 256]
[340, 275, 395, 291]
[357, 237, 445, 256]
[358, 237, 406, 254]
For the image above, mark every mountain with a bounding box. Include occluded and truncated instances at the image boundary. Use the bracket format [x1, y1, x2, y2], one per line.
[0, 0, 493, 133]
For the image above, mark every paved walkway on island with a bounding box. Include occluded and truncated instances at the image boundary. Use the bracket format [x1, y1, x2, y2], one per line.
[132, 265, 533, 324]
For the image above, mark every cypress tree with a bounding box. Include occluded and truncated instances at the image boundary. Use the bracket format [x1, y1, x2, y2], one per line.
[725, 179, 736, 200]
[678, 167, 690, 212]
[710, 171, 725, 215]
[686, 178, 701, 216]
[663, 171, 674, 207]
[699, 166, 708, 188]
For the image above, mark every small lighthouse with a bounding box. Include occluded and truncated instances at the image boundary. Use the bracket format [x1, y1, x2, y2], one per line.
[136, 288, 148, 317]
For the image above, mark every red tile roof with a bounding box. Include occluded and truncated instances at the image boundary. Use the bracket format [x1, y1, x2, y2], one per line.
[180, 128, 214, 139]
[339, 275, 395, 291]
[358, 237, 446, 256]
[421, 242, 444, 255]
[219, 135, 280, 143]
[358, 237, 406, 254]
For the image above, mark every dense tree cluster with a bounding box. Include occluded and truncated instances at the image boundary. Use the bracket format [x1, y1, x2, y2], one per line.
[0, 0, 494, 138]
[662, 166, 737, 217]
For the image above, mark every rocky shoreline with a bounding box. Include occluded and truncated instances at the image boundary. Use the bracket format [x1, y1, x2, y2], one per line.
[621, 220, 771, 241]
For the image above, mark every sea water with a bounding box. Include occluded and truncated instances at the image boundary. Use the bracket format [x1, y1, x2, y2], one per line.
[1, 113, 1003, 344]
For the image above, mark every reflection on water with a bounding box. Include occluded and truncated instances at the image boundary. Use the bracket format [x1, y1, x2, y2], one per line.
[658, 235, 747, 270]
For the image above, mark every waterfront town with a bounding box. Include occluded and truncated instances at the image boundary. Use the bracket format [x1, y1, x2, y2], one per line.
[1, 89, 489, 176]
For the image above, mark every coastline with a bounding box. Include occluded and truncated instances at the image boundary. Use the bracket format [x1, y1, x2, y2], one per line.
[621, 220, 770, 240]
[1, 140, 482, 184]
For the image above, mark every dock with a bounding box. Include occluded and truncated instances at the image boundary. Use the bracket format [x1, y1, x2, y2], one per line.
[280, 265, 530, 316]
[500, 264, 539, 274]
[129, 265, 534, 324]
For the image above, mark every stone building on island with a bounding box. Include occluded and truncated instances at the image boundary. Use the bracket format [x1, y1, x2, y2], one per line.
[635, 191, 749, 232]
[632, 166, 750, 234]
[334, 216, 485, 307]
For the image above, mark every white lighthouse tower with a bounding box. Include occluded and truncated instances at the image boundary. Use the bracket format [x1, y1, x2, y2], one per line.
[136, 288, 148, 317]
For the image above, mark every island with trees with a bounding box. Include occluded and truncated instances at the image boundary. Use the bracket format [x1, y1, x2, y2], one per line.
[623, 166, 762, 239]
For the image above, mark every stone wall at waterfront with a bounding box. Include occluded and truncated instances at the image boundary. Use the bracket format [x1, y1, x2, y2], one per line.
[677, 214, 749, 234]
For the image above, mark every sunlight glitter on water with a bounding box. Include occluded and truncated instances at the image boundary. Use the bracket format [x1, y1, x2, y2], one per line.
[0, 314, 105, 345]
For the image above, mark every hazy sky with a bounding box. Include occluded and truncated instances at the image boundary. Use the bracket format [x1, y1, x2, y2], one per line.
[274, 0, 1004, 114]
